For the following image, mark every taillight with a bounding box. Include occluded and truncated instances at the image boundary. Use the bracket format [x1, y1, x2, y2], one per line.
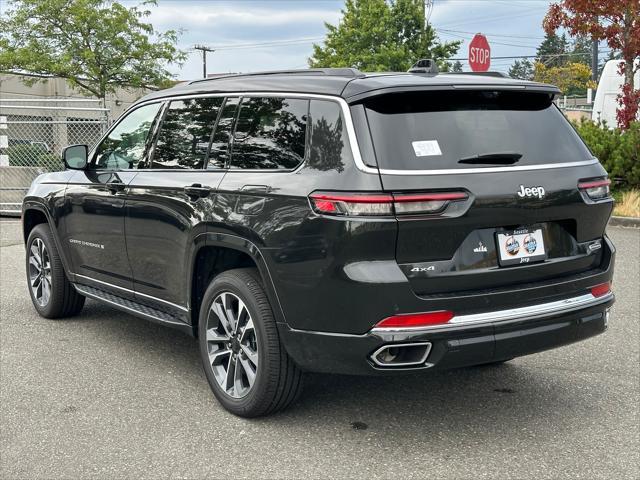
[393, 192, 468, 214]
[578, 178, 610, 200]
[309, 191, 468, 216]
[590, 282, 611, 298]
[374, 310, 455, 329]
[308, 193, 393, 216]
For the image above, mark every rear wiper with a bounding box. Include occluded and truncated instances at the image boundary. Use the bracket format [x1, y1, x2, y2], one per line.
[458, 152, 522, 165]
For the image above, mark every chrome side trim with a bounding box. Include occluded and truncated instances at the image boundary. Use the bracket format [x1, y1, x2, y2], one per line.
[121, 91, 601, 177]
[130, 91, 378, 175]
[377, 159, 599, 176]
[370, 342, 432, 368]
[74, 273, 188, 312]
[371, 291, 613, 333]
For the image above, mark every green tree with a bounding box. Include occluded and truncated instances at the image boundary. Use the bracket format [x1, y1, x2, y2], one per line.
[0, 0, 186, 104]
[536, 32, 569, 67]
[534, 61, 596, 95]
[508, 58, 534, 80]
[309, 0, 460, 72]
[570, 34, 592, 65]
[451, 60, 464, 73]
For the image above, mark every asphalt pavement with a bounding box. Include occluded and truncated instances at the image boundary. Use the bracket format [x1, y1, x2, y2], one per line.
[1, 218, 638, 479]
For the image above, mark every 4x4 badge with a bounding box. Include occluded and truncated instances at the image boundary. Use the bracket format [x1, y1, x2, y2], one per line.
[411, 266, 435, 272]
[473, 241, 487, 253]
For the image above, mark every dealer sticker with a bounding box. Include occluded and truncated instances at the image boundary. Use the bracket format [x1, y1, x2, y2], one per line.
[412, 140, 442, 157]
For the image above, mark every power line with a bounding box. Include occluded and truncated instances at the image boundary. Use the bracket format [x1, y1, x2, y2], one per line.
[439, 28, 545, 40]
[439, 32, 539, 49]
[449, 50, 611, 62]
[197, 37, 325, 51]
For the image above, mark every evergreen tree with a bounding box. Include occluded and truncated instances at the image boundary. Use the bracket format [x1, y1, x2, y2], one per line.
[508, 58, 534, 80]
[536, 32, 569, 67]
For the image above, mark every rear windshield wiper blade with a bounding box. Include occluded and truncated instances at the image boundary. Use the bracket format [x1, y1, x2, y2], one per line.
[458, 152, 522, 165]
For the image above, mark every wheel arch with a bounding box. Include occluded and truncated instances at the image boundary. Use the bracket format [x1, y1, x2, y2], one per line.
[22, 201, 74, 279]
[189, 233, 287, 332]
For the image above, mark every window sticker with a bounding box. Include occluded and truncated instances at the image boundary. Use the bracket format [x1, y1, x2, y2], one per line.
[412, 140, 442, 157]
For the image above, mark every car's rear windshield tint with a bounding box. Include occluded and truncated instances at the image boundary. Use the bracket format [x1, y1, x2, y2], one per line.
[363, 90, 592, 171]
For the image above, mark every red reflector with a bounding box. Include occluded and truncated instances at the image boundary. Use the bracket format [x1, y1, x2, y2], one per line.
[578, 179, 611, 189]
[313, 200, 337, 212]
[375, 310, 454, 329]
[591, 282, 611, 298]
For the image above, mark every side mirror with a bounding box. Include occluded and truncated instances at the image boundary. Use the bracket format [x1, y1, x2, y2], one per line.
[63, 144, 88, 170]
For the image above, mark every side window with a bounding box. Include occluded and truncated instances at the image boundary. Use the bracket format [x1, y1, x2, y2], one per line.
[94, 103, 162, 170]
[151, 97, 223, 169]
[308, 100, 352, 172]
[207, 97, 240, 169]
[231, 97, 308, 170]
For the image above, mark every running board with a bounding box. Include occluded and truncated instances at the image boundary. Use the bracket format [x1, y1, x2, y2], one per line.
[74, 284, 193, 334]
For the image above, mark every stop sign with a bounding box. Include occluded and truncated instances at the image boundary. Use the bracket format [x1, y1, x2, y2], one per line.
[469, 34, 491, 72]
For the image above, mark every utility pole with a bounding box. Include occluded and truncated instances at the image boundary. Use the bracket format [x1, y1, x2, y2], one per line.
[591, 38, 598, 82]
[591, 16, 598, 82]
[194, 45, 215, 79]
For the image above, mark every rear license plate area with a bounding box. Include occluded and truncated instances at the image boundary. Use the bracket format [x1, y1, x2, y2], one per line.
[495, 226, 546, 266]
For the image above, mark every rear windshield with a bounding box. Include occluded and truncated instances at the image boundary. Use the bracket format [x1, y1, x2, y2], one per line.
[363, 90, 592, 171]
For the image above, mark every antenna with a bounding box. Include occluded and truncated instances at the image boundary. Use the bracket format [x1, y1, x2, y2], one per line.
[193, 45, 215, 79]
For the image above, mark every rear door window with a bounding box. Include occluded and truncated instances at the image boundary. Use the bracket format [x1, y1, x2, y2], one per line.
[231, 97, 309, 170]
[364, 90, 593, 171]
[152, 97, 223, 169]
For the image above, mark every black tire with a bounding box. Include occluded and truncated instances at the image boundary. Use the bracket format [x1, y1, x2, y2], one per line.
[26, 223, 85, 318]
[198, 268, 302, 417]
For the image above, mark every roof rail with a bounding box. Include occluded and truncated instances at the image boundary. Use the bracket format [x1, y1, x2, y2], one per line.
[439, 71, 510, 78]
[188, 68, 365, 85]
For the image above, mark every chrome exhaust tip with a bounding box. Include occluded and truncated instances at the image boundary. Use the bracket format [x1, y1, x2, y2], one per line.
[370, 342, 432, 368]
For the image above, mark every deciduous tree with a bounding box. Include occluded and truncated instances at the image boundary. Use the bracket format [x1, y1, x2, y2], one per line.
[309, 0, 460, 72]
[544, 0, 640, 129]
[0, 0, 186, 104]
[534, 61, 596, 95]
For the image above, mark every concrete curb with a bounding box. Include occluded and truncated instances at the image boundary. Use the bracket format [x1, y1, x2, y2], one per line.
[608, 216, 640, 228]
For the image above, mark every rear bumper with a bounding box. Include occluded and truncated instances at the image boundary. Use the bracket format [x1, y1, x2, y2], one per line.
[279, 291, 614, 375]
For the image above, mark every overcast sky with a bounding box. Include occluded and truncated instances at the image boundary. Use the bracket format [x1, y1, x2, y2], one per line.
[134, 0, 568, 79]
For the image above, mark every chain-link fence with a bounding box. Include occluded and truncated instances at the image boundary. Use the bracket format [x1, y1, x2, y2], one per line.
[0, 99, 110, 215]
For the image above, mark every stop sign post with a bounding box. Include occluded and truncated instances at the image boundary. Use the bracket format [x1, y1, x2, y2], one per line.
[469, 34, 491, 72]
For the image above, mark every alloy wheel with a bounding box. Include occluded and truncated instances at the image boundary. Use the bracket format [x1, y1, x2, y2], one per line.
[206, 291, 259, 398]
[28, 238, 52, 307]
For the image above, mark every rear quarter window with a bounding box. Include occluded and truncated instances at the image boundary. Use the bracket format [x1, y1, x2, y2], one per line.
[364, 90, 593, 171]
[230, 97, 309, 170]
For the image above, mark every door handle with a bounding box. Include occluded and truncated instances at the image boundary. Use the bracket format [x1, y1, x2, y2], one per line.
[106, 180, 125, 193]
[184, 183, 211, 199]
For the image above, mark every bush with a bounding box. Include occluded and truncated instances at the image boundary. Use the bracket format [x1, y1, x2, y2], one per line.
[573, 119, 640, 187]
[6, 144, 61, 172]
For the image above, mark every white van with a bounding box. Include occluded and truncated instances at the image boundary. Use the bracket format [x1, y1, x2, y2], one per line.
[592, 59, 640, 126]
